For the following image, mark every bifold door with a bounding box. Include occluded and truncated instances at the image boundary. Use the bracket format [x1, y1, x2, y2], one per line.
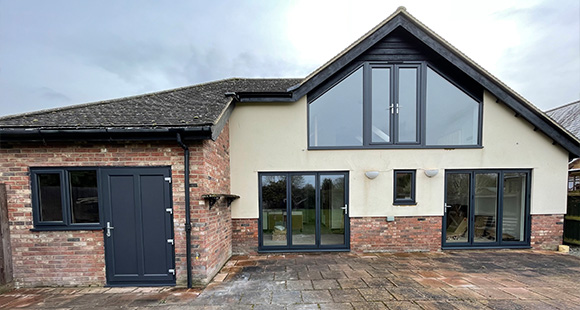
[101, 167, 175, 286]
[443, 170, 531, 249]
[259, 172, 349, 252]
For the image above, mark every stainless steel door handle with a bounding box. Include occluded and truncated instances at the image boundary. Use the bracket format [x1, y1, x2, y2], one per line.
[106, 221, 115, 237]
[341, 204, 348, 215]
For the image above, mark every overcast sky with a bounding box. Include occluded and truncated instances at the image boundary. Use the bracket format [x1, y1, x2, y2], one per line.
[0, 0, 578, 117]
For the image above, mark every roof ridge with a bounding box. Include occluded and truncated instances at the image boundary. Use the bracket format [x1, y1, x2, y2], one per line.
[545, 99, 580, 113]
[0, 77, 248, 121]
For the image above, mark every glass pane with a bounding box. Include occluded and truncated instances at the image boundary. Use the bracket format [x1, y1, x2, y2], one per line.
[502, 173, 527, 242]
[261, 175, 287, 246]
[397, 68, 417, 143]
[38, 173, 63, 222]
[426, 67, 479, 146]
[474, 173, 498, 243]
[395, 172, 412, 200]
[70, 170, 99, 223]
[372, 68, 391, 143]
[309, 67, 363, 147]
[291, 175, 316, 245]
[320, 175, 345, 245]
[445, 173, 469, 243]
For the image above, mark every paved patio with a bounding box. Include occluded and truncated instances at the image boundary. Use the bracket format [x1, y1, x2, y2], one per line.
[1, 250, 580, 309]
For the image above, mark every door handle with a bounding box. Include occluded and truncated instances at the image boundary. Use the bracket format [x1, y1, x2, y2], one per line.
[341, 204, 348, 215]
[106, 221, 115, 237]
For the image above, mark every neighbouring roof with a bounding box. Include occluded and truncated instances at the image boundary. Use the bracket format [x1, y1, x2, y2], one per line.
[0, 78, 301, 129]
[546, 100, 580, 140]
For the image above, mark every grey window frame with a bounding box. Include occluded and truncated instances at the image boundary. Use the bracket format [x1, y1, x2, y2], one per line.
[366, 63, 421, 146]
[442, 169, 532, 249]
[30, 167, 103, 231]
[393, 170, 416, 205]
[258, 171, 350, 252]
[307, 61, 483, 150]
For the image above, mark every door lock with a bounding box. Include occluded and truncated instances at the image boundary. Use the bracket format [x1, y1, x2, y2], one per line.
[106, 221, 114, 237]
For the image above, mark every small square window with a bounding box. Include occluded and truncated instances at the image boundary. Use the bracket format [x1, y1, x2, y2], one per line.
[31, 168, 101, 230]
[394, 170, 416, 205]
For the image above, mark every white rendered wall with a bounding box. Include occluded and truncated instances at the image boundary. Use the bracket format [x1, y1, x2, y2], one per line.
[229, 90, 568, 218]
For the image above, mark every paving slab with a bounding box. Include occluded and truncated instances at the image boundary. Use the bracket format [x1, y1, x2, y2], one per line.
[2, 250, 579, 309]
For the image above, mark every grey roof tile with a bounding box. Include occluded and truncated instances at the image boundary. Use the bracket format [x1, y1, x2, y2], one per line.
[0, 78, 301, 129]
[546, 100, 580, 139]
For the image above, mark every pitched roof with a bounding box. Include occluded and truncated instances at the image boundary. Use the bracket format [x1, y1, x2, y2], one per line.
[1, 7, 578, 157]
[546, 100, 580, 140]
[0, 78, 301, 129]
[286, 6, 580, 157]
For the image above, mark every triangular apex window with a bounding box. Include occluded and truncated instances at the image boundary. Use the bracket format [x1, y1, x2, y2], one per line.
[308, 63, 482, 149]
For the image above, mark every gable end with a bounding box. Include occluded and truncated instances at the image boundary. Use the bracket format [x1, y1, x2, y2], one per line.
[291, 10, 580, 157]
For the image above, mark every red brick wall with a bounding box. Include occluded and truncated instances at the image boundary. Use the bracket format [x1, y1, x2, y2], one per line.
[232, 218, 258, 254]
[530, 214, 563, 250]
[0, 141, 193, 287]
[0, 123, 233, 287]
[189, 123, 232, 285]
[231, 216, 442, 254]
[350, 216, 442, 253]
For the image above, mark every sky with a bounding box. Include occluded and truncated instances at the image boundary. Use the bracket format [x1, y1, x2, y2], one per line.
[0, 0, 578, 117]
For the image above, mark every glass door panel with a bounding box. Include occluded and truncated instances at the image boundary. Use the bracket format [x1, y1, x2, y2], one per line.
[474, 173, 498, 243]
[445, 173, 470, 243]
[320, 174, 346, 245]
[502, 173, 527, 242]
[290, 175, 316, 246]
[397, 67, 418, 143]
[371, 67, 391, 143]
[444, 170, 530, 248]
[261, 175, 288, 247]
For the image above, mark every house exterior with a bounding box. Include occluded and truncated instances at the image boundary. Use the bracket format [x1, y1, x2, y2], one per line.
[1, 7, 579, 288]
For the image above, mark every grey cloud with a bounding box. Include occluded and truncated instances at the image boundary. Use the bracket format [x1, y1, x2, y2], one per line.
[0, 0, 577, 117]
[493, 1, 580, 109]
[36, 87, 72, 103]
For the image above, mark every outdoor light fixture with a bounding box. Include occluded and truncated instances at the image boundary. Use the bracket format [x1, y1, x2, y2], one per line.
[365, 171, 380, 179]
[424, 169, 439, 178]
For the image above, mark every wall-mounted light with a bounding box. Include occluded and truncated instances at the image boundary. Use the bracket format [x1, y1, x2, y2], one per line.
[365, 171, 380, 179]
[424, 169, 439, 178]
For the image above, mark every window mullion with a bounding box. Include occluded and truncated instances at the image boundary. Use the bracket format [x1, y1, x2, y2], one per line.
[497, 172, 505, 245]
[363, 63, 371, 146]
[62, 170, 72, 226]
[420, 63, 427, 146]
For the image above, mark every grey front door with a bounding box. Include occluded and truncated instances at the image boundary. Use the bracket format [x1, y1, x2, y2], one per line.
[101, 167, 175, 286]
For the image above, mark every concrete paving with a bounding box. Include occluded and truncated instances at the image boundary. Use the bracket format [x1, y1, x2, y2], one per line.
[1, 250, 580, 309]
